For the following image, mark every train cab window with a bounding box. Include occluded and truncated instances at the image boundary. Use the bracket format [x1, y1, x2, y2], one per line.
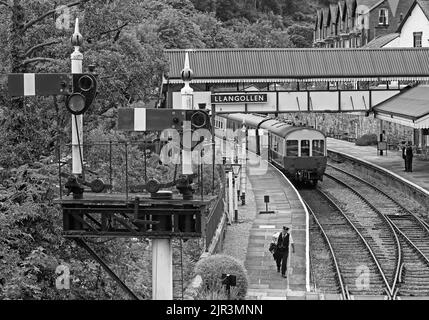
[312, 140, 325, 156]
[301, 140, 310, 157]
[286, 140, 298, 156]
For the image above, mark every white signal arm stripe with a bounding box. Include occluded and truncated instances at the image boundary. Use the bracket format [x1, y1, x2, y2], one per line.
[24, 73, 35, 96]
[134, 108, 146, 131]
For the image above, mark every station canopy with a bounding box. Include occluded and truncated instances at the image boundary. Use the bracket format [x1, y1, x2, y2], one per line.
[164, 48, 429, 84]
[374, 85, 429, 129]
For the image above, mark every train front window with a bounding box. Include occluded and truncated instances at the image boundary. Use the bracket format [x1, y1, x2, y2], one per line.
[301, 140, 310, 157]
[312, 140, 325, 156]
[286, 140, 298, 156]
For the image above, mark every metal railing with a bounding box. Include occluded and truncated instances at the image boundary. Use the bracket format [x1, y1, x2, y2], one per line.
[58, 139, 227, 248]
[204, 165, 226, 251]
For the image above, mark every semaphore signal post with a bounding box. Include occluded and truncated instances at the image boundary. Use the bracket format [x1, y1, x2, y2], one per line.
[7, 19, 216, 300]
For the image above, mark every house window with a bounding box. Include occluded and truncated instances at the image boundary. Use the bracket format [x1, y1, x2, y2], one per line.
[414, 32, 423, 47]
[379, 9, 388, 25]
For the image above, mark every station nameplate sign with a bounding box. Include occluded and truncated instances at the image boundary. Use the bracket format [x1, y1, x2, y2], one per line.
[211, 93, 267, 104]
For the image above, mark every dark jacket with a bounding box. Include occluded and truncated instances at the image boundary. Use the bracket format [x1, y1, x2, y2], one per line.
[405, 146, 413, 158]
[277, 232, 290, 251]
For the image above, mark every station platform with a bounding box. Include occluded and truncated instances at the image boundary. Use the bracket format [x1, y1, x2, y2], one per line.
[242, 163, 309, 300]
[327, 138, 429, 194]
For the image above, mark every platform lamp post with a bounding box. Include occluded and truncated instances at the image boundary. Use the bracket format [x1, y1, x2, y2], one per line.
[224, 163, 233, 224]
[240, 121, 247, 205]
[231, 163, 241, 223]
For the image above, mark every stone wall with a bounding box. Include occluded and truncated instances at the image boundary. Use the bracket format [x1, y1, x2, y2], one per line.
[280, 113, 414, 145]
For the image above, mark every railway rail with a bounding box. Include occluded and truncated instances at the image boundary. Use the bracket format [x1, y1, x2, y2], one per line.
[301, 188, 390, 298]
[307, 203, 348, 299]
[325, 164, 429, 298]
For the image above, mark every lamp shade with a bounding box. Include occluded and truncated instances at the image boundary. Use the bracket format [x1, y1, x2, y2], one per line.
[231, 163, 241, 176]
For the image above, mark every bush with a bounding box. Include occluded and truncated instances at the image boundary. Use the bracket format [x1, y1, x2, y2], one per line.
[193, 254, 248, 300]
[356, 133, 378, 146]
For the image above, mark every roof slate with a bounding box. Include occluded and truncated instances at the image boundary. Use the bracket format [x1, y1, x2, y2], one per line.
[417, 0, 429, 20]
[374, 85, 429, 119]
[363, 33, 400, 48]
[323, 7, 331, 26]
[397, 0, 429, 32]
[330, 4, 339, 22]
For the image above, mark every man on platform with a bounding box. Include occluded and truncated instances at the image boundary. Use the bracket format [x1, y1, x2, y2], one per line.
[405, 142, 413, 172]
[275, 226, 295, 278]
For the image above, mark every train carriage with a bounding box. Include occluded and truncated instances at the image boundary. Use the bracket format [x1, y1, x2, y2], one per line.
[215, 113, 327, 186]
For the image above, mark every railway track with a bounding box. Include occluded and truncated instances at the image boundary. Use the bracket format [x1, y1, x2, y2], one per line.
[301, 188, 390, 298]
[322, 168, 400, 297]
[326, 164, 429, 298]
[308, 211, 346, 298]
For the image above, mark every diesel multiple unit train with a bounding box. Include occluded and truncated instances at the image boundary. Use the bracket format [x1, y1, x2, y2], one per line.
[214, 113, 327, 185]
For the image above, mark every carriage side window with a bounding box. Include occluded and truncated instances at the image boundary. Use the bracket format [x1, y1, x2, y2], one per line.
[301, 140, 310, 157]
[286, 140, 298, 156]
[272, 135, 278, 152]
[278, 138, 285, 155]
[312, 140, 325, 156]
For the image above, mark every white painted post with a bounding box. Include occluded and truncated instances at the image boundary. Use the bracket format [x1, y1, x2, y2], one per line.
[181, 50, 193, 175]
[152, 51, 194, 301]
[234, 173, 238, 222]
[180, 51, 193, 110]
[71, 19, 83, 175]
[228, 171, 234, 223]
[241, 122, 247, 205]
[152, 239, 173, 300]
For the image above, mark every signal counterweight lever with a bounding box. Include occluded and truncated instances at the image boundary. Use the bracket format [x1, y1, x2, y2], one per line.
[64, 175, 84, 199]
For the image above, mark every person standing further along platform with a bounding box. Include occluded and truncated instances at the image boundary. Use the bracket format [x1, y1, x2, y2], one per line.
[402, 146, 407, 171]
[276, 226, 295, 278]
[405, 143, 413, 172]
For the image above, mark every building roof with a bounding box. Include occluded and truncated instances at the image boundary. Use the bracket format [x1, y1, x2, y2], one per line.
[398, 0, 429, 32]
[363, 33, 400, 48]
[339, 0, 347, 20]
[315, 9, 320, 30]
[347, 0, 357, 16]
[417, 0, 429, 19]
[323, 7, 331, 26]
[330, 4, 339, 23]
[357, 0, 384, 10]
[164, 48, 429, 84]
[374, 85, 429, 128]
[317, 9, 324, 29]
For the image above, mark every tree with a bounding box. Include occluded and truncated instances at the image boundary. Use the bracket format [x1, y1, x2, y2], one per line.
[0, 0, 85, 168]
[155, 8, 205, 49]
[215, 0, 242, 21]
[287, 23, 314, 47]
[192, 12, 237, 48]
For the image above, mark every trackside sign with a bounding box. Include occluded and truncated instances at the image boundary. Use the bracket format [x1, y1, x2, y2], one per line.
[211, 93, 268, 104]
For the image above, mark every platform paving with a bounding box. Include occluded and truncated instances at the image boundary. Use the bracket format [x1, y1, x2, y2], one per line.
[327, 138, 429, 192]
[244, 163, 308, 300]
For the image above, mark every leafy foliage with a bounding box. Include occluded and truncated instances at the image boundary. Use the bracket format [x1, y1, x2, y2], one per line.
[356, 133, 378, 146]
[194, 254, 249, 299]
